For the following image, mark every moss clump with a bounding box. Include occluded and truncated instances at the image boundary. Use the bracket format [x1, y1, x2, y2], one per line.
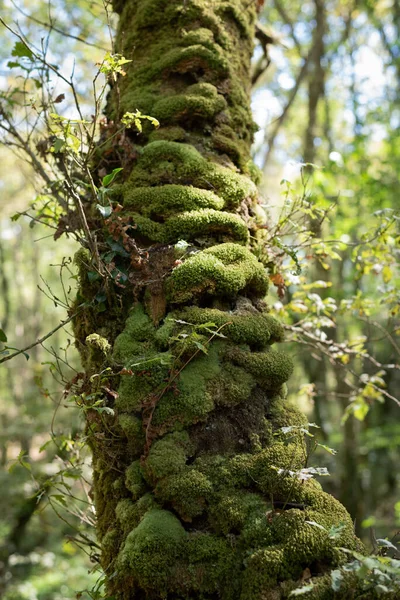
[143, 431, 194, 484]
[227, 347, 294, 390]
[125, 460, 146, 499]
[127, 141, 257, 208]
[113, 304, 155, 364]
[179, 306, 285, 348]
[123, 184, 224, 216]
[155, 469, 213, 520]
[168, 243, 269, 303]
[151, 82, 227, 123]
[118, 509, 187, 592]
[209, 491, 268, 535]
[129, 208, 249, 244]
[118, 414, 145, 455]
[186, 532, 235, 594]
[116, 494, 158, 533]
[209, 362, 255, 407]
[152, 344, 221, 429]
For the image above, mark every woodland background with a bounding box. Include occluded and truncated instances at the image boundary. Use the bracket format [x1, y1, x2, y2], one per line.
[0, 0, 399, 598]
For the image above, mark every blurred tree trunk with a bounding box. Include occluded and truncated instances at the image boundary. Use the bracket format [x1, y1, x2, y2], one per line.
[71, 1, 363, 598]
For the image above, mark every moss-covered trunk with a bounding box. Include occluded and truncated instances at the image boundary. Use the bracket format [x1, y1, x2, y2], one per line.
[73, 1, 364, 598]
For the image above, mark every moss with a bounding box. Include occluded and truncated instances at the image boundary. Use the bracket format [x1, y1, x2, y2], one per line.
[129, 208, 249, 244]
[155, 469, 213, 520]
[113, 304, 155, 365]
[269, 396, 309, 430]
[127, 141, 257, 208]
[125, 460, 146, 499]
[152, 343, 222, 430]
[180, 306, 285, 348]
[143, 431, 194, 484]
[133, 43, 229, 87]
[209, 362, 255, 407]
[148, 125, 187, 142]
[118, 414, 145, 454]
[227, 347, 294, 390]
[168, 243, 269, 303]
[186, 532, 235, 594]
[241, 546, 286, 598]
[252, 442, 305, 498]
[116, 494, 158, 533]
[151, 83, 227, 123]
[209, 491, 268, 535]
[118, 508, 187, 591]
[123, 184, 224, 216]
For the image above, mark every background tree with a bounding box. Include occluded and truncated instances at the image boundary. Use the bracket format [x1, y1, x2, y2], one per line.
[0, 0, 399, 599]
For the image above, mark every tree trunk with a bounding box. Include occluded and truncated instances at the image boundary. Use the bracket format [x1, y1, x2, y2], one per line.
[72, 1, 364, 598]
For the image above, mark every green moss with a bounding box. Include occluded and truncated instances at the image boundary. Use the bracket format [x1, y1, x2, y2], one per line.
[209, 362, 255, 407]
[125, 460, 146, 500]
[143, 431, 194, 483]
[155, 468, 213, 521]
[116, 494, 158, 533]
[152, 343, 221, 429]
[180, 306, 285, 348]
[129, 208, 249, 244]
[186, 532, 235, 593]
[252, 442, 305, 498]
[148, 125, 187, 142]
[113, 304, 155, 364]
[118, 509, 187, 591]
[123, 184, 224, 216]
[168, 243, 269, 303]
[118, 414, 145, 454]
[269, 396, 309, 430]
[241, 546, 286, 598]
[151, 83, 227, 123]
[227, 347, 294, 390]
[209, 491, 268, 534]
[127, 141, 257, 208]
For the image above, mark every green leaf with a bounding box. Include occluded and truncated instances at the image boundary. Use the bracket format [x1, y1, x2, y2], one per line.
[331, 569, 343, 592]
[0, 329, 7, 343]
[289, 583, 314, 596]
[11, 41, 33, 60]
[328, 522, 347, 539]
[305, 520, 327, 532]
[376, 539, 398, 551]
[52, 138, 65, 153]
[96, 204, 113, 218]
[318, 443, 337, 455]
[87, 271, 101, 283]
[102, 168, 123, 187]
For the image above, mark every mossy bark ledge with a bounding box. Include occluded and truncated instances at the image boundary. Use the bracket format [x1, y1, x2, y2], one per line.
[73, 1, 367, 598]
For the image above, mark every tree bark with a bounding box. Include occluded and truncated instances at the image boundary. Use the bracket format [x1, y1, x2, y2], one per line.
[71, 1, 364, 598]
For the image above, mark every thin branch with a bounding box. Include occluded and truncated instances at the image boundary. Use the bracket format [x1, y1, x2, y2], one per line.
[0, 312, 78, 364]
[262, 52, 312, 168]
[9, 0, 109, 51]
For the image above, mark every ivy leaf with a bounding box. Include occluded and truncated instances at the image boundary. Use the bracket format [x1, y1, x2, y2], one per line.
[289, 583, 314, 596]
[328, 522, 347, 539]
[0, 329, 7, 343]
[376, 539, 398, 551]
[102, 168, 123, 187]
[96, 204, 113, 218]
[11, 41, 33, 60]
[318, 443, 338, 455]
[331, 569, 343, 592]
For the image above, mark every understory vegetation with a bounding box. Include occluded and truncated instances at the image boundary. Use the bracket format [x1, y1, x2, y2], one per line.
[0, 0, 399, 599]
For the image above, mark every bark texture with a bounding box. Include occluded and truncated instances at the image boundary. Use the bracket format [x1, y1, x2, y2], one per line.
[73, 1, 365, 598]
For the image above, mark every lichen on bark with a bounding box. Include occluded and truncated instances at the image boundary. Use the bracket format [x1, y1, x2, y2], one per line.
[71, 0, 371, 598]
